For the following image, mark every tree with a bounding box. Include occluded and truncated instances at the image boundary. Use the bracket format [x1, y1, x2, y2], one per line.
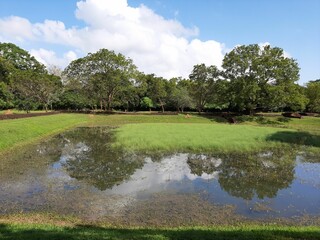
[63, 49, 137, 111]
[306, 79, 320, 112]
[11, 71, 62, 111]
[222, 44, 300, 113]
[0, 57, 15, 84]
[140, 97, 154, 111]
[0, 42, 46, 73]
[0, 82, 14, 109]
[171, 85, 193, 112]
[144, 74, 167, 112]
[189, 64, 220, 113]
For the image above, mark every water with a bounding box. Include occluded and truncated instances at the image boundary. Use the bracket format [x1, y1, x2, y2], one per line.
[0, 127, 319, 225]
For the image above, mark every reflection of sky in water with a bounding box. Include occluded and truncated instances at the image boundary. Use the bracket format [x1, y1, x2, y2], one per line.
[105, 154, 219, 195]
[0, 127, 319, 220]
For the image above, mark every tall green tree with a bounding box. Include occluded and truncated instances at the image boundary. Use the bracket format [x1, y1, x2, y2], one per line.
[222, 44, 300, 113]
[189, 64, 220, 113]
[0, 82, 14, 109]
[0, 42, 46, 73]
[306, 79, 320, 112]
[11, 71, 62, 111]
[145, 74, 167, 112]
[63, 49, 137, 111]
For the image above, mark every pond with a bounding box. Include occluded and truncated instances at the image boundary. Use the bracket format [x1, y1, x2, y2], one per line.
[0, 127, 319, 226]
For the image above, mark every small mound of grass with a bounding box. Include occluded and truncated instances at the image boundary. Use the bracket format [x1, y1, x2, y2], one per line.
[113, 123, 299, 153]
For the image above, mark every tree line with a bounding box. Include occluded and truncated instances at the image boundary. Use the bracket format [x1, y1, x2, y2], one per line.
[0, 42, 319, 113]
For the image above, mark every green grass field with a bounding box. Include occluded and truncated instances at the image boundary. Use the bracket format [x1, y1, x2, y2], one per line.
[0, 113, 319, 154]
[0, 222, 319, 240]
[113, 123, 299, 153]
[0, 114, 88, 152]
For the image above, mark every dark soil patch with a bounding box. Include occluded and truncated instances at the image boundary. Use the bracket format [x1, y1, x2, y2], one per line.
[0, 111, 60, 120]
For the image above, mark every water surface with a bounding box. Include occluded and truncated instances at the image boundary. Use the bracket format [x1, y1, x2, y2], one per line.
[0, 127, 319, 225]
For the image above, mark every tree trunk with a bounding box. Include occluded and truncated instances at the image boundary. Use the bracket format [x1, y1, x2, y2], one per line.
[107, 94, 113, 111]
[161, 104, 164, 113]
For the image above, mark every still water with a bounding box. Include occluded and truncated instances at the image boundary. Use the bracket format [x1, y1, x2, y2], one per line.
[0, 127, 319, 225]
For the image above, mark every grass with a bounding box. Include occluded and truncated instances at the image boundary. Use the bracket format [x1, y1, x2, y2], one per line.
[88, 113, 215, 126]
[0, 113, 319, 154]
[0, 114, 88, 153]
[113, 123, 299, 153]
[0, 222, 319, 240]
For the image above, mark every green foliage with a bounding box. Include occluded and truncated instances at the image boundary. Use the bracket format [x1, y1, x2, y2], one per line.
[0, 56, 15, 84]
[222, 44, 301, 113]
[0, 82, 14, 109]
[140, 96, 154, 110]
[306, 79, 320, 112]
[189, 64, 220, 112]
[63, 48, 137, 111]
[145, 74, 168, 112]
[0, 42, 46, 73]
[170, 85, 193, 111]
[0, 42, 313, 113]
[10, 71, 62, 111]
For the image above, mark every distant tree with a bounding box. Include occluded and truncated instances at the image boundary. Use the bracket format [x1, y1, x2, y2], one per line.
[189, 64, 220, 113]
[63, 49, 137, 111]
[0, 57, 15, 84]
[222, 44, 300, 114]
[140, 97, 154, 111]
[305, 79, 320, 112]
[0, 82, 14, 109]
[11, 71, 62, 111]
[47, 65, 63, 77]
[144, 74, 167, 112]
[171, 86, 193, 112]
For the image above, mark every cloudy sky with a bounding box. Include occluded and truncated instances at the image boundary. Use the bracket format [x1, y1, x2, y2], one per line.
[0, 0, 319, 84]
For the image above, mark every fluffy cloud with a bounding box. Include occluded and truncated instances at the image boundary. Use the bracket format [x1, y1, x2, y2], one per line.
[0, 0, 226, 79]
[30, 48, 77, 68]
[0, 16, 34, 41]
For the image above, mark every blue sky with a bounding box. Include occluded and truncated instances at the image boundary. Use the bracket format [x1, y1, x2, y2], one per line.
[0, 0, 319, 84]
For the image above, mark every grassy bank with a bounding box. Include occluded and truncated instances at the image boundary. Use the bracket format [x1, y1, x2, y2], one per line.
[113, 123, 300, 153]
[0, 113, 319, 154]
[0, 114, 88, 152]
[0, 222, 319, 240]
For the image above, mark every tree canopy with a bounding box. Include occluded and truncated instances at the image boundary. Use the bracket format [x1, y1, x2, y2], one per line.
[222, 44, 301, 113]
[1, 42, 319, 113]
[63, 49, 137, 111]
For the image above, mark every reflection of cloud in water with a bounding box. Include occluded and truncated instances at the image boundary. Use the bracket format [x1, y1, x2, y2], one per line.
[107, 154, 219, 195]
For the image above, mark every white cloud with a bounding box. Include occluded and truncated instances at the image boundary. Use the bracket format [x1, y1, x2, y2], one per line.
[0, 16, 34, 42]
[30, 48, 77, 68]
[0, 0, 226, 79]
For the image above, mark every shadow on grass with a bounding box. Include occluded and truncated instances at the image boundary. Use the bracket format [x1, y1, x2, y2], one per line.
[1, 224, 320, 240]
[266, 131, 320, 148]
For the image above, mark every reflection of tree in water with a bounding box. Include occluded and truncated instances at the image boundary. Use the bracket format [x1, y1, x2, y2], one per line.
[187, 151, 295, 200]
[187, 154, 221, 176]
[58, 127, 145, 191]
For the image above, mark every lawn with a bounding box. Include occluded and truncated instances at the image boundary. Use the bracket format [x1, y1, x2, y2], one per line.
[113, 123, 299, 153]
[0, 113, 319, 154]
[0, 222, 319, 240]
[0, 114, 88, 152]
